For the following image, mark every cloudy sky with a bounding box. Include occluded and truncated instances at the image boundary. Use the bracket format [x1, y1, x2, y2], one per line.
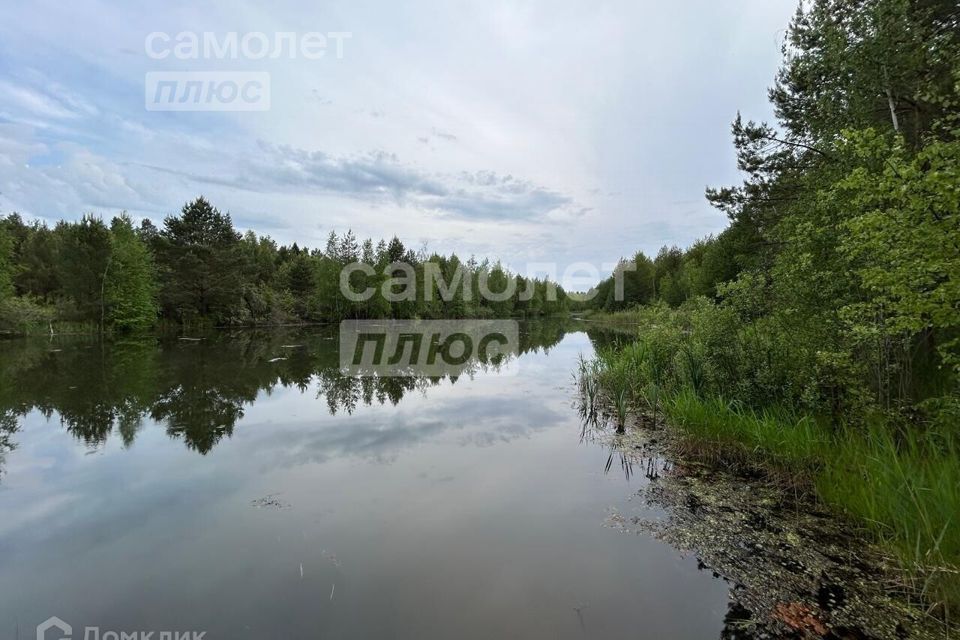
[0, 0, 795, 285]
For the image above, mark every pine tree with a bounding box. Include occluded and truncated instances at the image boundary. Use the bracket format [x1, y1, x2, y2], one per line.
[386, 236, 406, 264]
[155, 197, 242, 323]
[324, 231, 340, 261]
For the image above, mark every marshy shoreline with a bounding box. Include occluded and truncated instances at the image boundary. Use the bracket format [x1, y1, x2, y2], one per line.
[582, 403, 950, 638]
[576, 314, 958, 636]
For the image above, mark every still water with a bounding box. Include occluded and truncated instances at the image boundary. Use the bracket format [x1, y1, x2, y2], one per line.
[0, 321, 733, 639]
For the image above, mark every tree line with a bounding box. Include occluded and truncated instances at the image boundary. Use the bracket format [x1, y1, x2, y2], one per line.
[572, 236, 750, 313]
[580, 0, 959, 420]
[0, 197, 568, 334]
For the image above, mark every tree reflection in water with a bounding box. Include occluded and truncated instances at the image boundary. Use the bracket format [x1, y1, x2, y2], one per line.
[0, 320, 570, 458]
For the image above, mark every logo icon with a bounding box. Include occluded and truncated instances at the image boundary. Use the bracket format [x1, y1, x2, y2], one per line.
[37, 617, 72, 640]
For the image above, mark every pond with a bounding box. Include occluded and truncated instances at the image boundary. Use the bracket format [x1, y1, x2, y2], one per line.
[0, 320, 740, 638]
[0, 321, 930, 639]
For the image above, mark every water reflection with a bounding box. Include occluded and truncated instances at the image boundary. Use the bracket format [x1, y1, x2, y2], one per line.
[0, 320, 569, 460]
[0, 409, 15, 477]
[0, 323, 743, 639]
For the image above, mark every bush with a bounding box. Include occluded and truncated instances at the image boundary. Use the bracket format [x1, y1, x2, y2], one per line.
[0, 296, 55, 335]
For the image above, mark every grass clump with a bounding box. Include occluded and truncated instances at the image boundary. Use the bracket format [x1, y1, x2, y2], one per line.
[663, 390, 828, 476]
[817, 421, 960, 615]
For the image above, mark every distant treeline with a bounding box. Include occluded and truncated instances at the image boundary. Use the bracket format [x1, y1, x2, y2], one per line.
[571, 235, 749, 313]
[0, 197, 568, 334]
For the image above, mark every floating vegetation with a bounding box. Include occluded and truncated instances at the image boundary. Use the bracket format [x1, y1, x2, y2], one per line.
[583, 411, 949, 639]
[250, 494, 291, 510]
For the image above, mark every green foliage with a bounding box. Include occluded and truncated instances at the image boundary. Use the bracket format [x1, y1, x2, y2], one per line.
[583, 0, 959, 418]
[817, 415, 960, 611]
[0, 225, 12, 302]
[663, 386, 960, 612]
[57, 215, 112, 325]
[588, 300, 820, 410]
[771, 0, 960, 147]
[587, 252, 656, 312]
[0, 196, 570, 334]
[106, 215, 157, 331]
[833, 133, 960, 374]
[0, 214, 61, 299]
[0, 296, 55, 335]
[155, 197, 243, 324]
[663, 390, 828, 471]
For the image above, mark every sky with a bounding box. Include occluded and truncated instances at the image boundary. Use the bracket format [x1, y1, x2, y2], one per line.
[0, 0, 796, 287]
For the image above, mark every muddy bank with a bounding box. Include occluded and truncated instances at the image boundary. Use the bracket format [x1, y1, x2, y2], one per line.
[586, 418, 948, 639]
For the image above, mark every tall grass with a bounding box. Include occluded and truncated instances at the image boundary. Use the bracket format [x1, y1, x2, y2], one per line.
[580, 336, 960, 620]
[576, 353, 602, 417]
[817, 421, 960, 617]
[579, 308, 651, 327]
[663, 390, 828, 473]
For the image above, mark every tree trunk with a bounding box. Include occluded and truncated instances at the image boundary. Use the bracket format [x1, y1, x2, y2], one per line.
[885, 87, 900, 133]
[100, 257, 111, 335]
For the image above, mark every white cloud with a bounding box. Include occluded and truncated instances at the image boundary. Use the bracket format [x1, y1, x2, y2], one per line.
[0, 0, 798, 276]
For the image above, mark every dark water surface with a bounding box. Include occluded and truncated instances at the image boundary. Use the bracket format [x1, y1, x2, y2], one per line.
[0, 322, 732, 639]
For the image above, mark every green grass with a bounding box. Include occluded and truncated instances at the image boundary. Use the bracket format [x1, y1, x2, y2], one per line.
[579, 307, 652, 327]
[817, 421, 960, 615]
[663, 390, 829, 473]
[581, 344, 960, 622]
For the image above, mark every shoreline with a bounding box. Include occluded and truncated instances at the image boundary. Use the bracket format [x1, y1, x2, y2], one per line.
[583, 406, 949, 638]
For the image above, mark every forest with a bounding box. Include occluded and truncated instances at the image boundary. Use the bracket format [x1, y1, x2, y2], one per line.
[576, 0, 960, 618]
[0, 197, 568, 334]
